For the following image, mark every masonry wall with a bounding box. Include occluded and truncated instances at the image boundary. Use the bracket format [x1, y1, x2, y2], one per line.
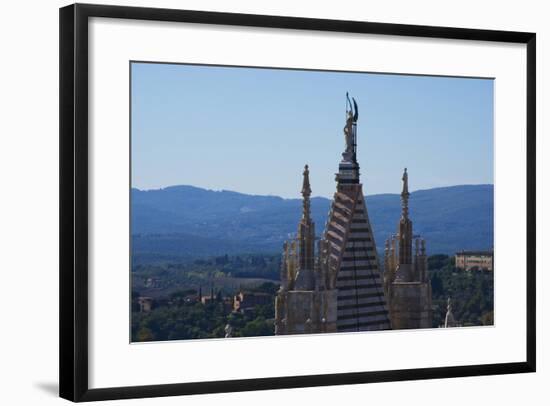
[388, 282, 432, 329]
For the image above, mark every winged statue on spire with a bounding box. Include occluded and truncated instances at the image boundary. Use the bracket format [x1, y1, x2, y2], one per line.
[343, 92, 359, 156]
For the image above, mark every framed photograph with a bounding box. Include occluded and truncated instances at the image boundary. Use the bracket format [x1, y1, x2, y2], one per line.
[59, 3, 536, 402]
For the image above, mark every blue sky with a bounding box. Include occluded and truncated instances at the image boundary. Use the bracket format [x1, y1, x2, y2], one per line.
[131, 62, 493, 198]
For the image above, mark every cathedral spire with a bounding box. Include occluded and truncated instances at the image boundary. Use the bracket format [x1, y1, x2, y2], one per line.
[301, 164, 312, 220]
[397, 168, 413, 270]
[401, 168, 410, 220]
[295, 164, 315, 288]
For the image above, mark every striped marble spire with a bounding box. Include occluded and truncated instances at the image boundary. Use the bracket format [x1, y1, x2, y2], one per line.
[322, 97, 391, 332]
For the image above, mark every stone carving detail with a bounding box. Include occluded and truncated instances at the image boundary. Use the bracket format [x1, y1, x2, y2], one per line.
[342, 92, 359, 161]
[384, 169, 433, 329]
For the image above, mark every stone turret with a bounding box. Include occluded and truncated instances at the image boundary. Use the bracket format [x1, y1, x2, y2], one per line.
[384, 169, 433, 329]
[396, 168, 413, 281]
[275, 166, 337, 335]
[294, 165, 315, 290]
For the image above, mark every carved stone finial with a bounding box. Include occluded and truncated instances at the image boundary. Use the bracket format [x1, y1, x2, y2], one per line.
[302, 164, 311, 199]
[301, 164, 312, 223]
[342, 93, 359, 161]
[401, 168, 410, 220]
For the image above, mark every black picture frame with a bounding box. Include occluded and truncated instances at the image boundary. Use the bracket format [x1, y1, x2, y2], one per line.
[59, 3, 536, 402]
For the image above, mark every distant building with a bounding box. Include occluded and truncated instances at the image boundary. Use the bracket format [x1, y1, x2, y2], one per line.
[455, 250, 493, 271]
[200, 285, 225, 305]
[201, 295, 217, 305]
[233, 291, 272, 313]
[144, 277, 162, 289]
[138, 296, 153, 313]
[383, 169, 433, 330]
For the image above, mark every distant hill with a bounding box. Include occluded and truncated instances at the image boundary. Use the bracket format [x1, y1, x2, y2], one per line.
[131, 184, 493, 263]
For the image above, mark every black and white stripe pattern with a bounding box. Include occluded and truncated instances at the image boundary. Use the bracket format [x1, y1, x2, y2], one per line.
[326, 189, 391, 332]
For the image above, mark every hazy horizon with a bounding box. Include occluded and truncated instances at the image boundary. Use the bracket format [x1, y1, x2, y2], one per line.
[131, 181, 494, 200]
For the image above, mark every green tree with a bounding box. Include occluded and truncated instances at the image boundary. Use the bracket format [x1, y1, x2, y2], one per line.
[241, 317, 273, 337]
[137, 327, 154, 341]
[428, 254, 450, 270]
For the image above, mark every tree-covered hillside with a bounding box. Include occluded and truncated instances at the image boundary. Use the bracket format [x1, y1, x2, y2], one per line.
[131, 184, 493, 263]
